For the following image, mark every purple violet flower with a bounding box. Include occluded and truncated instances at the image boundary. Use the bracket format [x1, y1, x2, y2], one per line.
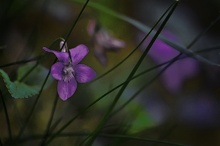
[43, 41, 96, 101]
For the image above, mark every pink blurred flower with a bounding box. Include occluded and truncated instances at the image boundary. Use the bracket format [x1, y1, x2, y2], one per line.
[87, 19, 126, 66]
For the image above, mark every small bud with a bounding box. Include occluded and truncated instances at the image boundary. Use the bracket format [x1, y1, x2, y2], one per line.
[60, 41, 68, 52]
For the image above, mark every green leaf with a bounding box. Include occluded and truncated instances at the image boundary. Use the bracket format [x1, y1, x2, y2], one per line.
[9, 81, 39, 98]
[0, 63, 53, 98]
[0, 69, 38, 98]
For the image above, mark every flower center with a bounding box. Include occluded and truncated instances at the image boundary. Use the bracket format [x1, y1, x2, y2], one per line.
[62, 64, 75, 82]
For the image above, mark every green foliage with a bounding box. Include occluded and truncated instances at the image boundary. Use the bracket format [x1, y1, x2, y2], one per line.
[129, 106, 155, 134]
[0, 63, 52, 98]
[0, 69, 38, 98]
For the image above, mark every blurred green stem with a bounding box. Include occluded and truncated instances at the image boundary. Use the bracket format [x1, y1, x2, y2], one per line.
[0, 88, 12, 140]
[40, 95, 59, 146]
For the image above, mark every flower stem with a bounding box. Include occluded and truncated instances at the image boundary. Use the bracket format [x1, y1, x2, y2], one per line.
[61, 0, 91, 62]
[39, 94, 59, 146]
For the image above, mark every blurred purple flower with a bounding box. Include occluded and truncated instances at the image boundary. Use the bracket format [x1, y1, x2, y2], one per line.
[141, 31, 199, 93]
[87, 19, 126, 66]
[43, 41, 96, 101]
[177, 93, 220, 127]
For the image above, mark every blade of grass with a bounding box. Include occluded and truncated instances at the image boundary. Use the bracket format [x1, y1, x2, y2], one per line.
[145, 15, 220, 146]
[39, 94, 59, 146]
[73, 0, 220, 67]
[48, 117, 63, 133]
[84, 1, 179, 145]
[61, 0, 90, 62]
[16, 65, 52, 138]
[0, 37, 63, 68]
[111, 14, 220, 118]
[187, 15, 220, 49]
[18, 62, 39, 82]
[18, 132, 188, 146]
[110, 44, 220, 117]
[73, 0, 151, 33]
[110, 55, 181, 118]
[43, 82, 123, 145]
[91, 0, 177, 82]
[14, 0, 51, 64]
[134, 44, 220, 83]
[0, 88, 12, 140]
[0, 56, 42, 68]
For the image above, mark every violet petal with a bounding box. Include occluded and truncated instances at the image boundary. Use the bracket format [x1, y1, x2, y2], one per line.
[43, 47, 69, 64]
[74, 64, 96, 83]
[57, 79, 77, 101]
[51, 62, 63, 81]
[70, 44, 89, 65]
